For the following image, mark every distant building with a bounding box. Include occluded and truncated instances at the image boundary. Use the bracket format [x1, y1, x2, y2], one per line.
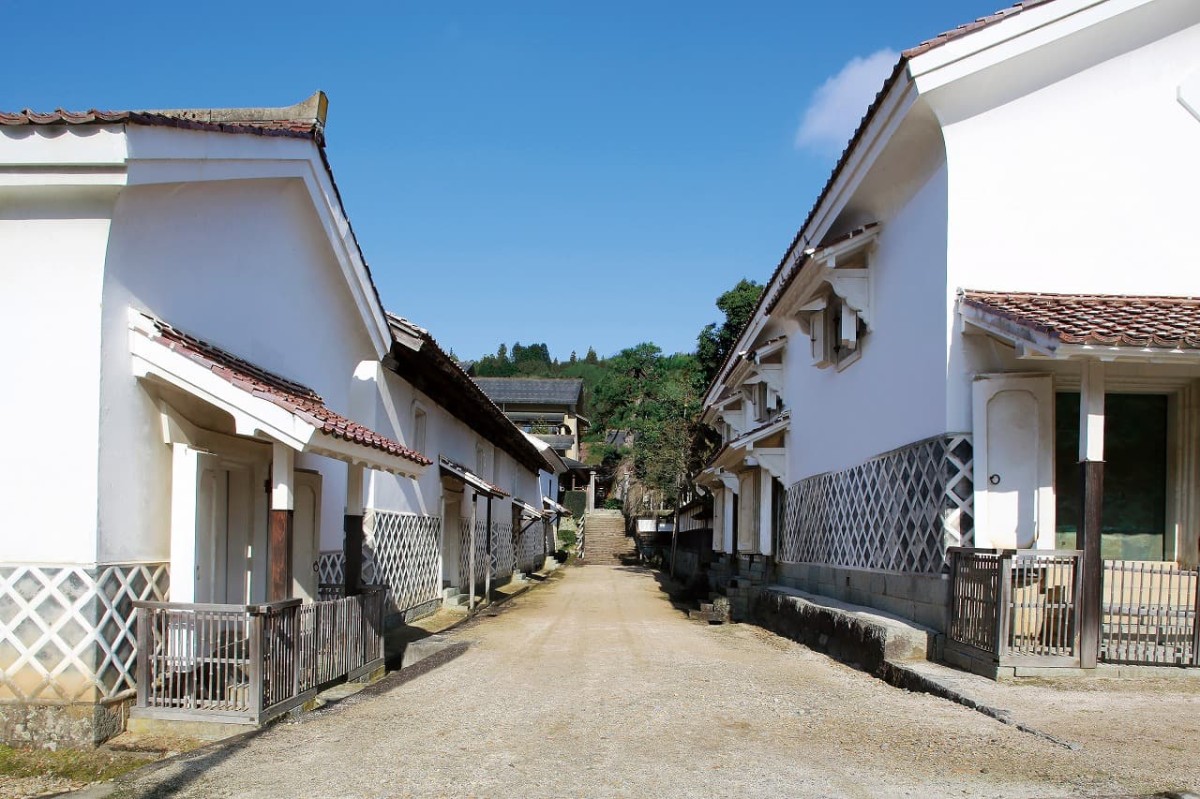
[473, 378, 589, 461]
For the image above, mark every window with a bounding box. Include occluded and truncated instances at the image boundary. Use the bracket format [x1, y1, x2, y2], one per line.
[476, 444, 492, 479]
[754, 382, 770, 423]
[810, 297, 863, 369]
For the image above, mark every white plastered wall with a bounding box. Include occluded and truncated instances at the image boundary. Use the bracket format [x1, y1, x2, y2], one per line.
[0, 188, 115, 564]
[937, 7, 1200, 430]
[97, 166, 380, 564]
[785, 159, 950, 483]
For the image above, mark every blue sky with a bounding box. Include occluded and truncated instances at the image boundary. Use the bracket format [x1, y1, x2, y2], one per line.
[4, 1, 1005, 360]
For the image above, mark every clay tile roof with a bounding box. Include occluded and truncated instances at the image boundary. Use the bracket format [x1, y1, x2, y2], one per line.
[0, 92, 329, 144]
[147, 317, 431, 466]
[961, 291, 1200, 350]
[902, 0, 1055, 58]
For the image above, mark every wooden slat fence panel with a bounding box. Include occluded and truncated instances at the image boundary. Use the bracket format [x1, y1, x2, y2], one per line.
[1004, 552, 1080, 664]
[948, 548, 1081, 668]
[134, 603, 255, 720]
[948, 548, 1001, 655]
[1101, 560, 1198, 666]
[134, 588, 386, 724]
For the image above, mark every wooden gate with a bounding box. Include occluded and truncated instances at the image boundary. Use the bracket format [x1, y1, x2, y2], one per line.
[946, 548, 1082, 675]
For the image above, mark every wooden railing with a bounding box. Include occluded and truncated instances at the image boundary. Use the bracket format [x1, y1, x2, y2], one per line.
[946, 548, 1082, 671]
[1102, 560, 1198, 666]
[132, 587, 386, 725]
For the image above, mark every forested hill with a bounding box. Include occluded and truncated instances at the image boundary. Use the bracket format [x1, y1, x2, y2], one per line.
[466, 279, 763, 498]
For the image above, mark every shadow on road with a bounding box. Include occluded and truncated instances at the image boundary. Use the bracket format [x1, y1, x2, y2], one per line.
[612, 563, 707, 618]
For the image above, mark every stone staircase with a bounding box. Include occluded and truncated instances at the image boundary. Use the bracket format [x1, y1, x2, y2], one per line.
[580, 510, 632, 563]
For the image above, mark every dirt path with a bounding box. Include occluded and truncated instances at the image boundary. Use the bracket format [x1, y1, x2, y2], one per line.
[107, 566, 1197, 798]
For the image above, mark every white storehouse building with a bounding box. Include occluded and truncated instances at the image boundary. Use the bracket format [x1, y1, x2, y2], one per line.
[0, 94, 560, 746]
[700, 0, 1200, 670]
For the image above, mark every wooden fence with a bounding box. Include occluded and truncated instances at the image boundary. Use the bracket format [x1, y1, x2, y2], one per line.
[1102, 560, 1198, 666]
[946, 548, 1082, 672]
[948, 549, 1200, 672]
[132, 587, 385, 725]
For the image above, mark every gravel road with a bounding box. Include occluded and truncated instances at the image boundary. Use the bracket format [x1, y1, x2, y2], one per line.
[105, 565, 1197, 799]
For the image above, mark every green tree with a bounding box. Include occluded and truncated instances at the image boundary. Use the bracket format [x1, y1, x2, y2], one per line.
[590, 343, 702, 496]
[512, 342, 553, 374]
[696, 278, 764, 385]
[473, 341, 517, 376]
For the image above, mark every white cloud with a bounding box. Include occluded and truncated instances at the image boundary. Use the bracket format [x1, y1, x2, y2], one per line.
[795, 49, 899, 156]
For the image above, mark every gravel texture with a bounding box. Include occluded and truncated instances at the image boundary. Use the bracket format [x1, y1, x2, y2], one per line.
[98, 565, 1197, 799]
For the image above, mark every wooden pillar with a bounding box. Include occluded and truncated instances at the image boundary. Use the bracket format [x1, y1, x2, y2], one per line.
[484, 497, 493, 601]
[1078, 360, 1105, 669]
[468, 492, 478, 611]
[269, 443, 295, 602]
[344, 462, 365, 597]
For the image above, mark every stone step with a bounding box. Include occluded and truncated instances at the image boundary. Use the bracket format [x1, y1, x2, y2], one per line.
[688, 609, 726, 624]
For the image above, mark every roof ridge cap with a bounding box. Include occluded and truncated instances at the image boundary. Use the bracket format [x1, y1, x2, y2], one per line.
[141, 91, 328, 131]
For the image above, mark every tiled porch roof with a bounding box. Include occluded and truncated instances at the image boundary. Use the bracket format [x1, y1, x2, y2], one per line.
[145, 316, 431, 466]
[961, 290, 1200, 350]
[438, 456, 508, 498]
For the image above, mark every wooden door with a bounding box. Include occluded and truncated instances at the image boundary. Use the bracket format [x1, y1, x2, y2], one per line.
[292, 470, 323, 601]
[973, 374, 1055, 550]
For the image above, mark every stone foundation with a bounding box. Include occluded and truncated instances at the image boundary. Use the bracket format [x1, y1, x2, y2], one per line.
[775, 561, 950, 632]
[750, 586, 937, 676]
[0, 697, 131, 750]
[0, 562, 168, 747]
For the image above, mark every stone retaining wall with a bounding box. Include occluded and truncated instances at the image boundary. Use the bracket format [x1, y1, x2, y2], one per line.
[776, 561, 950, 632]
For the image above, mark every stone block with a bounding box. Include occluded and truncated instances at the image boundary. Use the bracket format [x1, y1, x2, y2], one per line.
[869, 572, 887, 596]
[911, 574, 951, 607]
[749, 587, 936, 674]
[0, 699, 131, 749]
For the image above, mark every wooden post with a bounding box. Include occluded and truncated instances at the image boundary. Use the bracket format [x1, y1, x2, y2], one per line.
[269, 444, 295, 602]
[1078, 360, 1105, 669]
[996, 551, 1013, 661]
[169, 444, 200, 604]
[484, 497, 493, 603]
[1192, 570, 1200, 667]
[135, 606, 149, 708]
[670, 492, 680, 579]
[248, 610, 264, 722]
[344, 463, 365, 597]
[468, 492, 478, 612]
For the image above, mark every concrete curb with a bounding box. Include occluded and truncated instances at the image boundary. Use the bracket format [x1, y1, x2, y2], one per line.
[880, 660, 1081, 750]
